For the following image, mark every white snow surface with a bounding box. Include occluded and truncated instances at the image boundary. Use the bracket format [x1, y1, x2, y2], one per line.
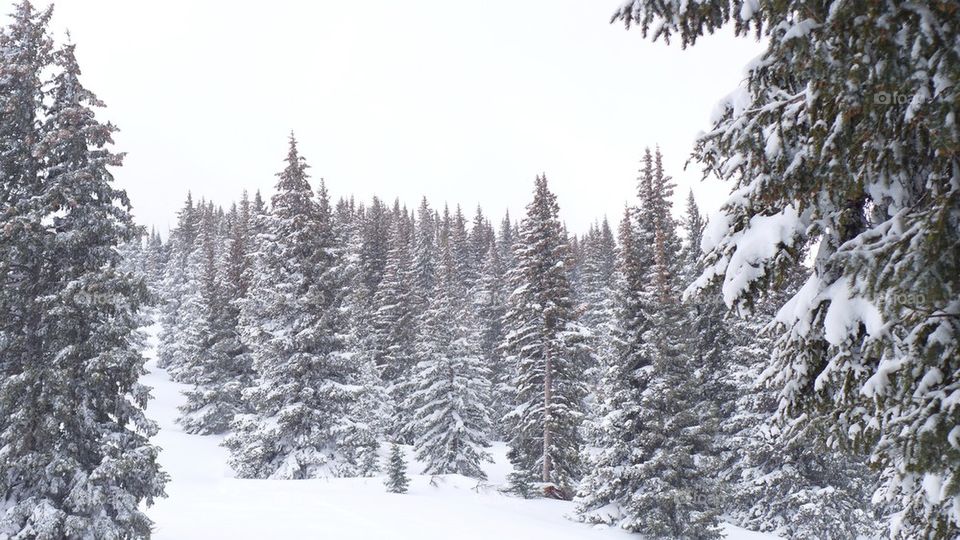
[139, 322, 779, 539]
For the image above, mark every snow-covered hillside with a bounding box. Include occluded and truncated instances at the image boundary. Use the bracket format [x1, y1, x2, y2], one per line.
[139, 323, 777, 539]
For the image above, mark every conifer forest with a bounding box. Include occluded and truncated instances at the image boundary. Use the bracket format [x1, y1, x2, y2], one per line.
[0, 1, 958, 539]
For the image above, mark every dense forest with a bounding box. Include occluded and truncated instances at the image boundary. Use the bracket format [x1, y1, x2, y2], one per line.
[1, 0, 957, 539]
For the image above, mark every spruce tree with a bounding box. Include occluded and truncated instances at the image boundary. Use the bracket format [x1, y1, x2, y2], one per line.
[0, 25, 167, 536]
[177, 201, 251, 434]
[502, 174, 589, 498]
[575, 218, 617, 445]
[406, 227, 492, 478]
[475, 242, 512, 440]
[225, 136, 373, 479]
[370, 214, 417, 440]
[577, 150, 719, 538]
[385, 444, 410, 494]
[612, 1, 960, 535]
[157, 193, 199, 375]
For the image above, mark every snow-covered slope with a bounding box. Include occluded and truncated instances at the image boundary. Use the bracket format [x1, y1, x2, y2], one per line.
[139, 322, 778, 539]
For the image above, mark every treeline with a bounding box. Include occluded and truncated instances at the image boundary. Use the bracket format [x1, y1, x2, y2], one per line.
[129, 136, 880, 539]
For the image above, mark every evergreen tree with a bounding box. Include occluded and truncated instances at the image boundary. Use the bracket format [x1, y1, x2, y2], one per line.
[575, 218, 617, 445]
[0, 11, 54, 521]
[177, 201, 252, 434]
[157, 193, 199, 375]
[720, 266, 880, 538]
[613, 0, 960, 535]
[411, 197, 437, 315]
[577, 150, 719, 538]
[502, 174, 589, 498]
[225, 136, 372, 479]
[475, 242, 512, 440]
[406, 229, 492, 478]
[0, 24, 167, 536]
[370, 214, 417, 440]
[384, 444, 410, 494]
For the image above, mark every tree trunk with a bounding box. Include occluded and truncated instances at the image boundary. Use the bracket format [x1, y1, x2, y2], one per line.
[542, 344, 552, 484]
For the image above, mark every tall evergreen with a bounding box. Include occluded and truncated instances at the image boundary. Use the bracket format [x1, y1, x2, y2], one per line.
[177, 201, 252, 434]
[577, 150, 719, 538]
[502, 174, 589, 498]
[406, 219, 493, 478]
[157, 193, 199, 375]
[0, 17, 167, 536]
[722, 268, 880, 538]
[613, 0, 960, 535]
[370, 214, 418, 440]
[575, 218, 617, 444]
[225, 135, 373, 479]
[475, 242, 511, 439]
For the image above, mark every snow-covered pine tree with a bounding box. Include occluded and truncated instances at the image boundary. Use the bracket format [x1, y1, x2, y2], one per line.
[575, 218, 617, 445]
[468, 205, 493, 281]
[719, 264, 880, 538]
[406, 220, 493, 478]
[335, 195, 387, 477]
[0, 10, 53, 514]
[613, 0, 960, 535]
[575, 205, 653, 524]
[177, 200, 252, 434]
[502, 174, 589, 498]
[0, 30, 166, 537]
[497, 210, 516, 275]
[157, 193, 200, 374]
[411, 198, 437, 314]
[226, 135, 373, 479]
[172, 202, 220, 387]
[143, 226, 166, 293]
[359, 196, 392, 302]
[678, 191, 731, 505]
[475, 242, 512, 440]
[370, 213, 417, 439]
[577, 149, 719, 538]
[384, 444, 410, 494]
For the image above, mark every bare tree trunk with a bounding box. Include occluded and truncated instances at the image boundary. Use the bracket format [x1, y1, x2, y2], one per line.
[542, 344, 552, 484]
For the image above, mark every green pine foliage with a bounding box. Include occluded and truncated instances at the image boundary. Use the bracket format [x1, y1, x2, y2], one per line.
[0, 4, 166, 536]
[613, 0, 960, 536]
[502, 174, 589, 499]
[385, 444, 410, 494]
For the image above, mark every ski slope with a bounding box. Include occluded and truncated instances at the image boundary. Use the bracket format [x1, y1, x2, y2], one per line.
[139, 322, 779, 539]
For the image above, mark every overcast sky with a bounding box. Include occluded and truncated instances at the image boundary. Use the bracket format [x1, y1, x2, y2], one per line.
[19, 1, 763, 236]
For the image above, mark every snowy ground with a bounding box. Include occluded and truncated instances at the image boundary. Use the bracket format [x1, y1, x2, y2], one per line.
[139, 322, 779, 539]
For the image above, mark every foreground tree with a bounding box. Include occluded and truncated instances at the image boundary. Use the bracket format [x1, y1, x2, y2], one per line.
[613, 0, 960, 536]
[0, 13, 167, 535]
[502, 174, 589, 498]
[724, 293, 880, 538]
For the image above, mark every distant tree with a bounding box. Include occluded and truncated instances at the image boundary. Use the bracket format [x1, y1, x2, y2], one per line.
[226, 136, 373, 479]
[502, 174, 589, 498]
[406, 227, 492, 478]
[384, 444, 410, 494]
[577, 149, 719, 538]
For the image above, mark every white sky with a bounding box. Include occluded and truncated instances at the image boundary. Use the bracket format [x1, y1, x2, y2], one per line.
[19, 0, 763, 236]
